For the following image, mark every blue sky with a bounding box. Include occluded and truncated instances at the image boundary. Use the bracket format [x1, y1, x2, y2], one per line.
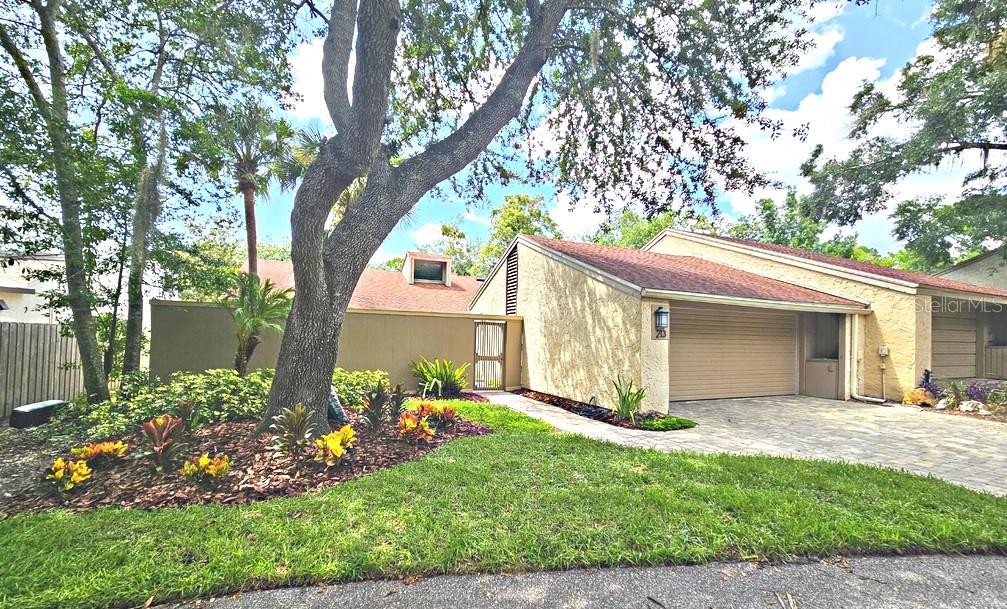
[253, 1, 944, 261]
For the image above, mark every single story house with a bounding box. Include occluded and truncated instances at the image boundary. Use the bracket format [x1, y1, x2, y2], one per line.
[470, 231, 1007, 413]
[934, 247, 1007, 291]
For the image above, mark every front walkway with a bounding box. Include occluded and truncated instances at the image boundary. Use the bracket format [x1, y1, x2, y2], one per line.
[164, 554, 1007, 608]
[478, 392, 1007, 495]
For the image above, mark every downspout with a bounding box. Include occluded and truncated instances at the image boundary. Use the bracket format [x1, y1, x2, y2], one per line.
[849, 313, 885, 404]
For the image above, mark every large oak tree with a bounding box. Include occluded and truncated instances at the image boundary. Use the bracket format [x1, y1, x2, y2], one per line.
[262, 0, 817, 430]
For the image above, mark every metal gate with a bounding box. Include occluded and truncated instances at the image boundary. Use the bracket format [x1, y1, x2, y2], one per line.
[473, 321, 506, 390]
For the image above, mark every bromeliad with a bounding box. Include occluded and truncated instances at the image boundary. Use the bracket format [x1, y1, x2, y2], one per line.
[141, 415, 185, 471]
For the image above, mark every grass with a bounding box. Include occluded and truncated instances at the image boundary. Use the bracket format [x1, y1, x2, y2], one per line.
[638, 415, 697, 431]
[3, 399, 1007, 609]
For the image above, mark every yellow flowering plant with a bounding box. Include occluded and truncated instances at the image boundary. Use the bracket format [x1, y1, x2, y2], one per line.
[314, 425, 357, 467]
[397, 411, 435, 443]
[902, 388, 937, 407]
[181, 453, 231, 483]
[70, 440, 128, 463]
[45, 457, 92, 493]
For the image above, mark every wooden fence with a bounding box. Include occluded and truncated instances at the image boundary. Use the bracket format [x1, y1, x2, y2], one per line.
[0, 321, 84, 419]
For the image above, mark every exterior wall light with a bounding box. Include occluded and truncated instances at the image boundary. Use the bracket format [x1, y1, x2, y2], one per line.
[653, 306, 669, 339]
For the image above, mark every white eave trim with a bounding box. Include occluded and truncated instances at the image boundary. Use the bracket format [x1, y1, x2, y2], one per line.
[645, 229, 920, 294]
[917, 287, 1007, 306]
[641, 288, 872, 315]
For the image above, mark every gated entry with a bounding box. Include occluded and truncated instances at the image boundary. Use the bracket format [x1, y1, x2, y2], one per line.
[473, 321, 506, 390]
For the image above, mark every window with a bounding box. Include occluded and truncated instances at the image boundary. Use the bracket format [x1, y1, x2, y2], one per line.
[991, 316, 1007, 346]
[413, 260, 446, 283]
[809, 313, 840, 360]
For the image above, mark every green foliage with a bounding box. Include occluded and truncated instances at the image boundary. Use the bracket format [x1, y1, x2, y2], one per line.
[803, 0, 1007, 268]
[270, 404, 316, 458]
[947, 380, 966, 409]
[361, 382, 390, 430]
[612, 376, 646, 424]
[332, 368, 390, 409]
[219, 272, 292, 376]
[592, 209, 718, 249]
[256, 240, 292, 261]
[388, 384, 407, 426]
[372, 257, 405, 271]
[410, 357, 469, 398]
[83, 369, 273, 440]
[475, 194, 562, 275]
[638, 416, 697, 431]
[422, 224, 484, 276]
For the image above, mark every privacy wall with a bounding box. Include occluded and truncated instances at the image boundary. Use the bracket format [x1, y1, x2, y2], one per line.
[149, 300, 522, 392]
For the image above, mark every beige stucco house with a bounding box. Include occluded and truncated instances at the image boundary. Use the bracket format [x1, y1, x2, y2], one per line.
[470, 230, 1007, 413]
[935, 248, 1007, 290]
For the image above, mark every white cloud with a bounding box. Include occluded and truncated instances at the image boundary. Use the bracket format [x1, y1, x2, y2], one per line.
[807, 1, 846, 25]
[409, 222, 444, 247]
[548, 193, 608, 240]
[729, 39, 980, 253]
[792, 26, 845, 76]
[285, 39, 328, 122]
[463, 211, 491, 226]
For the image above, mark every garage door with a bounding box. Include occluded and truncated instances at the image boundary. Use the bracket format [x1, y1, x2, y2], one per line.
[932, 313, 976, 378]
[668, 303, 798, 401]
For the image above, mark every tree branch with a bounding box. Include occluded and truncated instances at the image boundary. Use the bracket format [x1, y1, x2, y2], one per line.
[0, 22, 52, 121]
[322, 0, 356, 134]
[944, 141, 1007, 153]
[344, 0, 400, 158]
[395, 1, 568, 197]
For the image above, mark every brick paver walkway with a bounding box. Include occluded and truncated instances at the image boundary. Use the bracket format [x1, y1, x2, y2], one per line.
[477, 392, 1007, 495]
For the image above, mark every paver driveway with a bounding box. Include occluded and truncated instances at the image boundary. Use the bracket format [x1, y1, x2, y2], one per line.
[479, 392, 1007, 495]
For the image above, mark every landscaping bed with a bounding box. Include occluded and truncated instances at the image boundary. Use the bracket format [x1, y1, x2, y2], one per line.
[0, 407, 490, 515]
[3, 400, 1007, 609]
[513, 389, 696, 431]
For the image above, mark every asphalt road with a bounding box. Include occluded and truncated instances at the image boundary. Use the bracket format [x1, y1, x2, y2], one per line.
[163, 554, 1007, 609]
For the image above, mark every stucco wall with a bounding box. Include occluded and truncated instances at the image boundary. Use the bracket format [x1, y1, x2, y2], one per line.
[470, 267, 506, 314]
[647, 233, 926, 399]
[149, 301, 522, 391]
[940, 253, 1007, 290]
[512, 243, 644, 410]
[640, 299, 670, 412]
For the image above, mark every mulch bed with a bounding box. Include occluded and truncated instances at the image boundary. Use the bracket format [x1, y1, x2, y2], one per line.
[513, 389, 670, 430]
[0, 409, 490, 516]
[922, 407, 1007, 425]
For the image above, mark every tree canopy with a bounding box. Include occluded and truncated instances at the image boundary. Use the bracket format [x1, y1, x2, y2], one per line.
[802, 0, 1007, 268]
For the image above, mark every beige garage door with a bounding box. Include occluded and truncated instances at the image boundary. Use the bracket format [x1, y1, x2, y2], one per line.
[668, 303, 798, 401]
[932, 313, 976, 378]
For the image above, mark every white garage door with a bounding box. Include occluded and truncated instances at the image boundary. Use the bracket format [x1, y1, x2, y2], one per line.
[668, 303, 798, 401]
[932, 313, 977, 378]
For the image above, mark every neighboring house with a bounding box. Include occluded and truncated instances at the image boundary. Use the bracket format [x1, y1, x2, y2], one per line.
[249, 251, 482, 313]
[470, 231, 1007, 413]
[0, 253, 62, 323]
[935, 248, 1007, 290]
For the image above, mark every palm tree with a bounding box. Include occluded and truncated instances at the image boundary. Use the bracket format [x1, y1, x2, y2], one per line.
[208, 103, 293, 276]
[220, 273, 293, 376]
[273, 127, 367, 229]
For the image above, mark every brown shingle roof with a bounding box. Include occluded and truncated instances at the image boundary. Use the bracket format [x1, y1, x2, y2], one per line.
[524, 235, 866, 308]
[688, 232, 1007, 298]
[246, 259, 481, 313]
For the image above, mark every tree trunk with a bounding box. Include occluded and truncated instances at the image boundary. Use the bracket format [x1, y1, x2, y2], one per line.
[242, 186, 258, 276]
[30, 7, 109, 403]
[122, 135, 167, 374]
[235, 334, 260, 377]
[103, 241, 127, 377]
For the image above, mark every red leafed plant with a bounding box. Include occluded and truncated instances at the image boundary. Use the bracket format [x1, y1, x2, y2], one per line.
[140, 415, 185, 471]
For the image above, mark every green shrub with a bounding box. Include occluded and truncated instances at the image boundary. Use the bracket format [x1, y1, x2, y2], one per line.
[638, 415, 696, 431]
[361, 382, 389, 429]
[271, 404, 316, 459]
[332, 368, 389, 409]
[612, 375, 645, 424]
[409, 357, 469, 397]
[83, 368, 273, 440]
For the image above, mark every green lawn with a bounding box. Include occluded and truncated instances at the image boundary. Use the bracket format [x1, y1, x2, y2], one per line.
[2, 400, 1007, 609]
